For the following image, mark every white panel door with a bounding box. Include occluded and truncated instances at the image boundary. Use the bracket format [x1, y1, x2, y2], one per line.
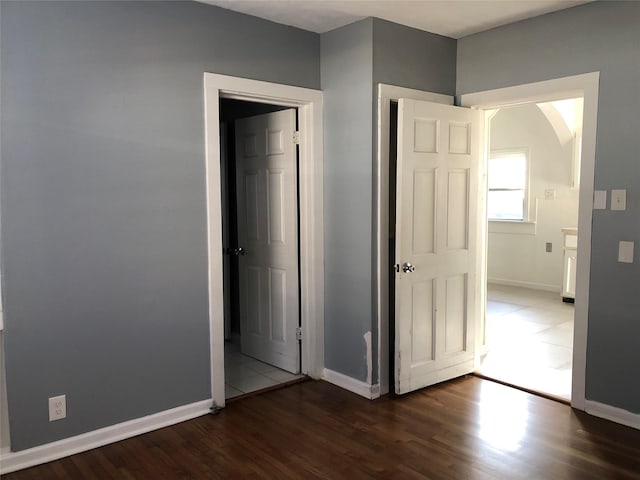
[235, 109, 300, 373]
[395, 99, 481, 394]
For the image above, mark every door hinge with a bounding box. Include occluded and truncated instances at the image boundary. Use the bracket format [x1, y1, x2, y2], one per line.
[293, 131, 300, 145]
[296, 326, 302, 341]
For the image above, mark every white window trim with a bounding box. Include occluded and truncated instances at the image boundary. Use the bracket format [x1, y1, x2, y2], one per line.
[487, 147, 531, 222]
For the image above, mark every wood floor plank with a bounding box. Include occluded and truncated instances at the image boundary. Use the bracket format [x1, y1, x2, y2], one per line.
[3, 376, 640, 479]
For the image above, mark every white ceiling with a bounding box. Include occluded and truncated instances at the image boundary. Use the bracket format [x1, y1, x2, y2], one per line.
[198, 0, 592, 39]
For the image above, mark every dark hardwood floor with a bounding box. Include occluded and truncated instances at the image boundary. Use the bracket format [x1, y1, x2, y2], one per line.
[4, 376, 640, 479]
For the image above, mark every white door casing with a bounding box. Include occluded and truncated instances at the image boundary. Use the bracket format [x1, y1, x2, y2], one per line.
[461, 72, 600, 410]
[235, 109, 300, 373]
[376, 84, 453, 396]
[204, 73, 324, 409]
[395, 99, 482, 394]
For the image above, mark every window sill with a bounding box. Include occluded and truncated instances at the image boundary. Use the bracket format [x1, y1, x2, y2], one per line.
[488, 220, 536, 235]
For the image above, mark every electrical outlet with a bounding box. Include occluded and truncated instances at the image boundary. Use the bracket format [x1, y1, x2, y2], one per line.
[546, 242, 553, 253]
[49, 395, 66, 421]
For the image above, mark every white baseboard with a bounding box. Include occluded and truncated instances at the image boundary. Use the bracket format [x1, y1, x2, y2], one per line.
[488, 278, 561, 293]
[584, 400, 640, 430]
[322, 368, 380, 399]
[0, 399, 212, 475]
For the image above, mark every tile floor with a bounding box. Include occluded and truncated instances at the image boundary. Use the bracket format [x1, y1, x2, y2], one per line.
[224, 339, 305, 399]
[478, 284, 574, 400]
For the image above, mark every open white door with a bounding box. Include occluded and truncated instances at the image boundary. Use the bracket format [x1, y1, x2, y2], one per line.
[395, 99, 481, 394]
[235, 109, 300, 373]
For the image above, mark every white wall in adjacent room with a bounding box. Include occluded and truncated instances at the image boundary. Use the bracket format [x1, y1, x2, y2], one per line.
[487, 102, 580, 291]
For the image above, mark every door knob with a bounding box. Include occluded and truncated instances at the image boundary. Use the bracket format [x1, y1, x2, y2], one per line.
[402, 262, 415, 273]
[233, 247, 245, 256]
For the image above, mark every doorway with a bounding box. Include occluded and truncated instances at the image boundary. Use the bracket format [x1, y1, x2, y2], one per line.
[462, 72, 598, 410]
[377, 73, 599, 410]
[478, 98, 584, 401]
[376, 84, 454, 396]
[204, 73, 325, 409]
[219, 99, 304, 399]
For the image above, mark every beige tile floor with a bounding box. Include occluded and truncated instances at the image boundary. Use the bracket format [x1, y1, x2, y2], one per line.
[224, 338, 304, 399]
[479, 284, 574, 400]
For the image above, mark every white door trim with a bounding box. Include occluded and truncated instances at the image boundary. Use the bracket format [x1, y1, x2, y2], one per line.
[204, 73, 324, 408]
[460, 71, 600, 411]
[376, 84, 453, 396]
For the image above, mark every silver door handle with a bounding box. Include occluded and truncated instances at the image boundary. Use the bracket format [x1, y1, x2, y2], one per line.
[233, 247, 245, 256]
[402, 262, 415, 273]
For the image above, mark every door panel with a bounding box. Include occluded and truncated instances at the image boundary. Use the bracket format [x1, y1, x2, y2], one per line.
[269, 268, 287, 342]
[267, 170, 286, 244]
[447, 169, 469, 249]
[244, 172, 260, 241]
[235, 109, 299, 373]
[411, 279, 435, 364]
[444, 274, 467, 354]
[412, 169, 436, 254]
[395, 99, 481, 394]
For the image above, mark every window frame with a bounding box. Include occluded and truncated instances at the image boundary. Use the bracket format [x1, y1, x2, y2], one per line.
[487, 148, 531, 222]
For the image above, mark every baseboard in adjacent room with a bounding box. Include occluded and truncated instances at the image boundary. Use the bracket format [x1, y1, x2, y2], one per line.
[0, 399, 212, 475]
[488, 278, 561, 293]
[322, 368, 380, 400]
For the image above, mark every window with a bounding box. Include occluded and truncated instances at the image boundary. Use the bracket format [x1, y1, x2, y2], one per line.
[488, 150, 528, 221]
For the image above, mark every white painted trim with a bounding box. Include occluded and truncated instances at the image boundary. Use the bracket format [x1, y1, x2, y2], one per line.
[488, 278, 561, 293]
[488, 220, 537, 235]
[461, 72, 600, 411]
[0, 400, 212, 475]
[322, 369, 380, 400]
[375, 84, 453, 396]
[459, 73, 597, 108]
[204, 74, 325, 407]
[488, 147, 533, 223]
[203, 82, 226, 409]
[584, 400, 640, 431]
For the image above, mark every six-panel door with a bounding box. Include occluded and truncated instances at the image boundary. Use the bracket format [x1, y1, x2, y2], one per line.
[395, 99, 481, 394]
[235, 109, 300, 374]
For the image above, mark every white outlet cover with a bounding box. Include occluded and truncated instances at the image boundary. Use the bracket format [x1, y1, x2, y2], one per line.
[49, 394, 67, 421]
[618, 241, 634, 263]
[611, 189, 627, 211]
[593, 190, 607, 210]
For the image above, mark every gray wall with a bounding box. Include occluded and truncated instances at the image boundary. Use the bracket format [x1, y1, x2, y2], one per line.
[320, 18, 458, 384]
[1, 0, 319, 450]
[321, 19, 374, 382]
[458, 1, 640, 413]
[372, 19, 457, 386]
[372, 18, 457, 95]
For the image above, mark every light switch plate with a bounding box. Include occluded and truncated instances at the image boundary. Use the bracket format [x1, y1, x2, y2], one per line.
[618, 241, 634, 263]
[611, 189, 627, 211]
[593, 190, 607, 210]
